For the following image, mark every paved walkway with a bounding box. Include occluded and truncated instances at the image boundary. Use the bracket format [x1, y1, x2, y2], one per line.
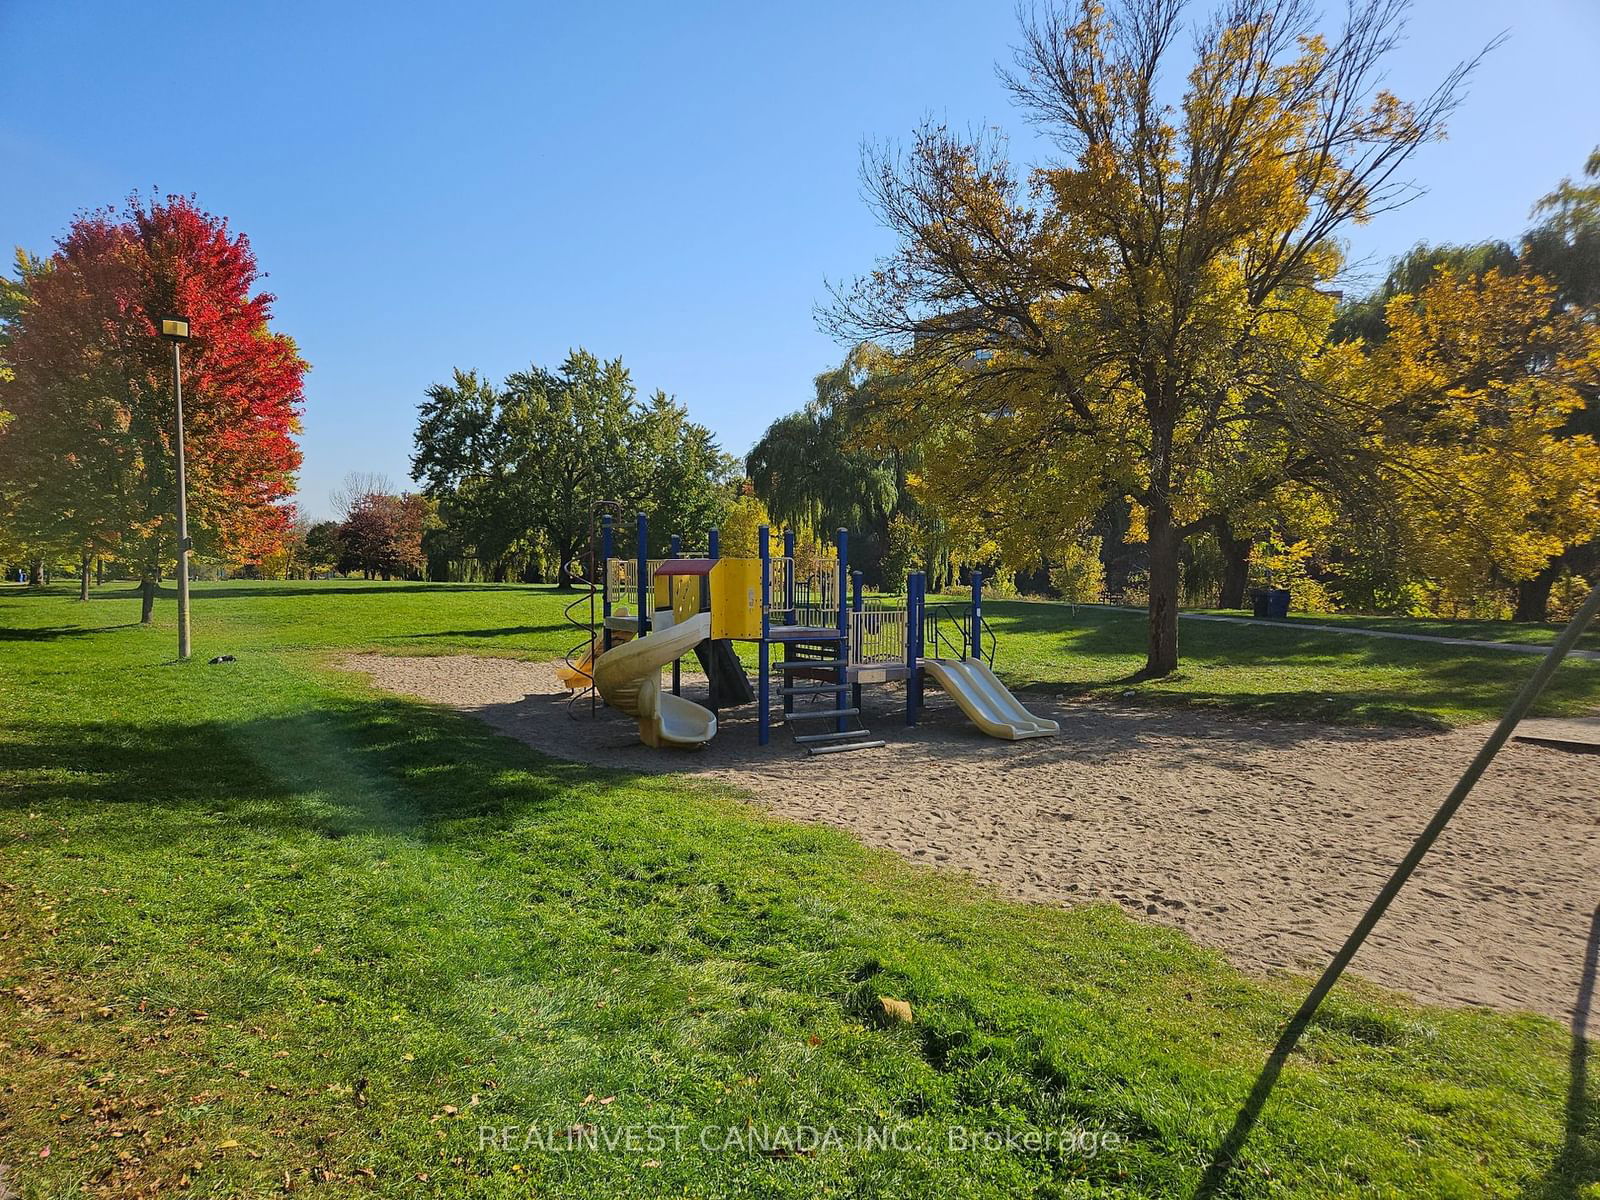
[1098, 606, 1600, 661]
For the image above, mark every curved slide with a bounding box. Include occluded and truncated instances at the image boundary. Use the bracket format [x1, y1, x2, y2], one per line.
[922, 658, 1059, 740]
[592, 611, 717, 749]
[557, 628, 633, 691]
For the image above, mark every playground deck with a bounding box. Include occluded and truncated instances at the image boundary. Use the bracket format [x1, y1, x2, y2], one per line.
[766, 623, 847, 641]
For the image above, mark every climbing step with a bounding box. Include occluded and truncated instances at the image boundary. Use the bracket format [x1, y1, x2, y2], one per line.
[794, 729, 876, 745]
[781, 707, 859, 723]
[808, 739, 887, 756]
[776, 683, 846, 697]
[778, 658, 845, 671]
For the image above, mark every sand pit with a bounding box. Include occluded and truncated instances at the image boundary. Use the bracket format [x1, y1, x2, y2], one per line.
[343, 653, 1600, 1025]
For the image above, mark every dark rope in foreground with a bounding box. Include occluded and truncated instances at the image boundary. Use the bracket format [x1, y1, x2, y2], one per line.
[1195, 581, 1600, 1198]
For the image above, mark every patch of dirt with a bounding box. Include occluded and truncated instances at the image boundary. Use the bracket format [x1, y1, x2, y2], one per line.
[344, 652, 1600, 1026]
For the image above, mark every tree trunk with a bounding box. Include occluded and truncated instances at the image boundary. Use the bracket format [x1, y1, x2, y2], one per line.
[96, 559, 104, 586]
[1218, 526, 1252, 610]
[139, 574, 157, 624]
[28, 558, 43, 587]
[1513, 562, 1560, 623]
[1145, 501, 1181, 676]
[79, 554, 91, 602]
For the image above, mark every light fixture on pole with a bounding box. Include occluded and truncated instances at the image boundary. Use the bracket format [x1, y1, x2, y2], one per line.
[158, 316, 192, 661]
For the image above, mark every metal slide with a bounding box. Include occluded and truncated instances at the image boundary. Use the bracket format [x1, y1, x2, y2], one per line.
[921, 657, 1059, 740]
[592, 611, 718, 748]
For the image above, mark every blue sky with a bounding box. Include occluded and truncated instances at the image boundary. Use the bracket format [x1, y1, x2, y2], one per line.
[3, 1, 1596, 519]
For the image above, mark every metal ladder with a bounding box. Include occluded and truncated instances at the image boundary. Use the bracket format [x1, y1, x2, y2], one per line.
[773, 636, 885, 756]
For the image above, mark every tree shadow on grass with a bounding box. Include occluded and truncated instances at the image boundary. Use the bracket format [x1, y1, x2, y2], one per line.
[1522, 905, 1600, 1200]
[388, 624, 570, 641]
[0, 623, 138, 642]
[0, 694, 602, 848]
[83, 582, 552, 603]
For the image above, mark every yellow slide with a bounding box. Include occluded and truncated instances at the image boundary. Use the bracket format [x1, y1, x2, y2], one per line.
[559, 606, 635, 691]
[557, 628, 633, 691]
[921, 658, 1059, 741]
[592, 611, 717, 749]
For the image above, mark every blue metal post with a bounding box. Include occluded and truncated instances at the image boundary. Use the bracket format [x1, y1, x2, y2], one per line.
[601, 514, 614, 652]
[836, 529, 849, 732]
[758, 524, 771, 745]
[636, 512, 648, 638]
[669, 534, 682, 694]
[708, 527, 719, 559]
[906, 571, 922, 725]
[783, 527, 796, 619]
[970, 569, 983, 662]
[851, 568, 864, 712]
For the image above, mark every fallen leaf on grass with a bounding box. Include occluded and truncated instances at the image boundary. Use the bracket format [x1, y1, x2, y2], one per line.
[878, 997, 914, 1024]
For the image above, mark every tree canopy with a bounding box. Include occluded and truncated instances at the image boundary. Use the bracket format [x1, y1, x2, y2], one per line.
[413, 351, 736, 585]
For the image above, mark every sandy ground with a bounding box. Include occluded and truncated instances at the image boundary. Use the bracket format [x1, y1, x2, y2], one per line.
[343, 653, 1600, 1026]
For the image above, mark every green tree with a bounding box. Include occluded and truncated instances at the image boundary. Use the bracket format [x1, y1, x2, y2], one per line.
[745, 352, 913, 585]
[303, 520, 344, 575]
[1523, 147, 1600, 314]
[1332, 241, 1520, 344]
[745, 362, 899, 536]
[414, 351, 735, 587]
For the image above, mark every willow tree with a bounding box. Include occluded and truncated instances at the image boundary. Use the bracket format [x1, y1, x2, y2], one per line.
[745, 357, 900, 564]
[826, 0, 1482, 673]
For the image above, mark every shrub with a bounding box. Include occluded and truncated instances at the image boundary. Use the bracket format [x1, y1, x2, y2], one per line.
[1049, 537, 1106, 603]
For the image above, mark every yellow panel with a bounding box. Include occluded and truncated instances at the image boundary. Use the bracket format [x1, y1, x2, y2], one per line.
[672, 575, 704, 626]
[709, 559, 762, 640]
[654, 574, 672, 612]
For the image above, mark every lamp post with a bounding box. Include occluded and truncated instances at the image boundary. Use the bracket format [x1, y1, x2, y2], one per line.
[158, 316, 192, 661]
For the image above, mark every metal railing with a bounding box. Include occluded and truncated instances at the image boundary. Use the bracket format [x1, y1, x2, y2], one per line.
[564, 562, 602, 718]
[849, 606, 910, 665]
[922, 603, 996, 665]
[763, 558, 840, 618]
[604, 557, 667, 610]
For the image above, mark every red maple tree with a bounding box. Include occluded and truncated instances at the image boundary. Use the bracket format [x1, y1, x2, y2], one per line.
[0, 194, 305, 618]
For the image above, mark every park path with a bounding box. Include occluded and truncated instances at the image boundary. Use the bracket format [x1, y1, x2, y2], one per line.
[1096, 605, 1600, 661]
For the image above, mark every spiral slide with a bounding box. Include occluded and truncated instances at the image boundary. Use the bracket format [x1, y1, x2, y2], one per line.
[921, 657, 1059, 740]
[592, 611, 718, 749]
[557, 627, 633, 691]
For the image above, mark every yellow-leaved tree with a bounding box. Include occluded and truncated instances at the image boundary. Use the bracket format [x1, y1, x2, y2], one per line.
[825, 0, 1487, 673]
[1373, 268, 1600, 607]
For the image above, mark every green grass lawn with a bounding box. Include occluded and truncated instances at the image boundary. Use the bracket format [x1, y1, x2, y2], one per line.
[935, 595, 1600, 728]
[1183, 606, 1600, 651]
[2, 580, 1596, 1197]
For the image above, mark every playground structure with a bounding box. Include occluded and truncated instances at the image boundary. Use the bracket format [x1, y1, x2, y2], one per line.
[564, 511, 1059, 754]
